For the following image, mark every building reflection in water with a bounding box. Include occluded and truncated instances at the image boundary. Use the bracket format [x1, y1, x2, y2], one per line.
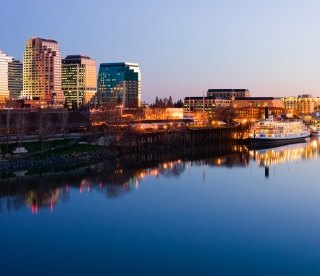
[250, 139, 319, 165]
[1, 140, 319, 213]
[249, 138, 320, 178]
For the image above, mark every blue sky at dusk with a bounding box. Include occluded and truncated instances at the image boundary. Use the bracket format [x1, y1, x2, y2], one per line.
[2, 0, 320, 103]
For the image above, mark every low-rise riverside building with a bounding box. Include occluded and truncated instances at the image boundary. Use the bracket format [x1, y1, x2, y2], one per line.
[144, 107, 184, 120]
[232, 97, 284, 119]
[234, 106, 285, 119]
[183, 97, 232, 112]
[5, 98, 48, 109]
[207, 89, 250, 99]
[282, 95, 320, 115]
[183, 89, 249, 113]
[183, 95, 284, 120]
[233, 97, 283, 108]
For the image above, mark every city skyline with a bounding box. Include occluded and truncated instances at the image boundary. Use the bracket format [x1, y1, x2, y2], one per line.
[2, 0, 320, 103]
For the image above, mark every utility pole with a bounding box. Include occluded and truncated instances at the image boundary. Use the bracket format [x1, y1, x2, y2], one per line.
[202, 89, 205, 126]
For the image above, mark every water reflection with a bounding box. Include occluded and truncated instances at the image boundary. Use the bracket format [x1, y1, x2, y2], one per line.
[249, 138, 320, 178]
[1, 139, 320, 214]
[249, 139, 320, 167]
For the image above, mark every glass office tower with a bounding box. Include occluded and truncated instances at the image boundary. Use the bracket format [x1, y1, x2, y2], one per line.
[22, 37, 64, 105]
[8, 59, 23, 99]
[0, 50, 13, 104]
[97, 62, 141, 108]
[62, 55, 97, 109]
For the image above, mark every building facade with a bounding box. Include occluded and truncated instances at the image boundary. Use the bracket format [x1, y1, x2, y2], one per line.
[282, 95, 320, 115]
[184, 97, 232, 112]
[232, 97, 283, 119]
[234, 107, 285, 119]
[97, 62, 141, 108]
[144, 108, 184, 120]
[8, 59, 23, 99]
[22, 37, 64, 105]
[233, 97, 283, 108]
[0, 50, 14, 104]
[62, 55, 97, 109]
[207, 89, 250, 99]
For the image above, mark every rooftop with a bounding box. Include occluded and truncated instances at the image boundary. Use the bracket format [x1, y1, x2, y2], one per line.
[234, 97, 281, 100]
[207, 89, 249, 92]
[30, 37, 58, 44]
[100, 62, 139, 67]
[64, 55, 92, 60]
[184, 96, 232, 100]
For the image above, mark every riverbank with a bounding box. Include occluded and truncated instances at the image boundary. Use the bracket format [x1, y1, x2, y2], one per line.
[0, 140, 120, 177]
[0, 126, 249, 178]
[0, 152, 102, 177]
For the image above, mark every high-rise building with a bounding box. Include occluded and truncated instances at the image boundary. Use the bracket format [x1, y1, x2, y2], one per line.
[0, 50, 14, 104]
[97, 62, 141, 108]
[22, 37, 64, 105]
[62, 55, 97, 109]
[8, 59, 23, 99]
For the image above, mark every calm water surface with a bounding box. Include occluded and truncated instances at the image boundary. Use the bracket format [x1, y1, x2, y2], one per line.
[1, 140, 320, 275]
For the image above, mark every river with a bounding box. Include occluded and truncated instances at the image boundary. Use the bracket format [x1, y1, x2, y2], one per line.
[1, 140, 320, 275]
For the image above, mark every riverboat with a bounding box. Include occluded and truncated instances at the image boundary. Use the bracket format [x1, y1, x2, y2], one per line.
[249, 118, 310, 147]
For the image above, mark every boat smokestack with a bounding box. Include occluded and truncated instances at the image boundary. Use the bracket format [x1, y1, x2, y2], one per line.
[265, 107, 269, 119]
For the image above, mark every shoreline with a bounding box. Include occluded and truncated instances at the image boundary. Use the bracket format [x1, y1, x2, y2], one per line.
[0, 142, 243, 179]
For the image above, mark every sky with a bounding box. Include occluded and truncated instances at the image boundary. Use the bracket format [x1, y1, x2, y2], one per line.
[1, 0, 320, 103]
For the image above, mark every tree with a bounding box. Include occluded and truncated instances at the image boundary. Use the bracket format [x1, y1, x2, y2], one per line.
[155, 97, 160, 107]
[159, 98, 164, 108]
[151, 96, 179, 108]
[13, 112, 26, 146]
[213, 106, 236, 124]
[174, 99, 184, 108]
[58, 109, 69, 138]
[38, 110, 52, 155]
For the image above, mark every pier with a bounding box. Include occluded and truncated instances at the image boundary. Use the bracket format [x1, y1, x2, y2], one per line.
[122, 126, 249, 153]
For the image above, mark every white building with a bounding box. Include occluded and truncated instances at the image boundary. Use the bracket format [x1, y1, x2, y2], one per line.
[0, 50, 14, 105]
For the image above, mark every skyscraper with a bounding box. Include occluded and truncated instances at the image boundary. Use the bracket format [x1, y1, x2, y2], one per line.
[97, 62, 141, 108]
[62, 55, 97, 109]
[8, 59, 23, 99]
[0, 50, 14, 104]
[22, 37, 64, 105]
